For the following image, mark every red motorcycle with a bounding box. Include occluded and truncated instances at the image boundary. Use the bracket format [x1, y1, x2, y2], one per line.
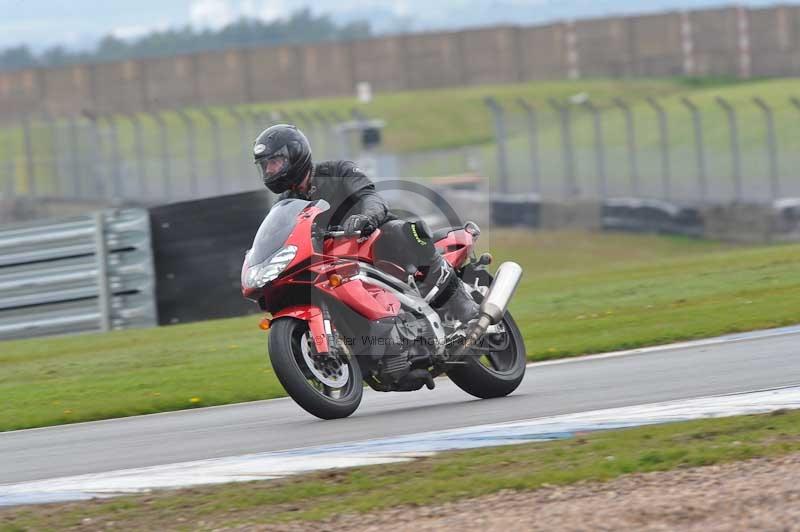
[242, 198, 526, 419]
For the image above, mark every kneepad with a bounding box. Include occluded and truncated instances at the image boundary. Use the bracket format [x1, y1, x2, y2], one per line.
[406, 218, 433, 244]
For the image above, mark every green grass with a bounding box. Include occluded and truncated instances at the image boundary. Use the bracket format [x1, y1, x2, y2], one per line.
[3, 408, 800, 530]
[2, 229, 800, 432]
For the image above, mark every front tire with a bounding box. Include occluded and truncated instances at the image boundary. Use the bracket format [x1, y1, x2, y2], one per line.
[447, 311, 527, 399]
[268, 318, 362, 419]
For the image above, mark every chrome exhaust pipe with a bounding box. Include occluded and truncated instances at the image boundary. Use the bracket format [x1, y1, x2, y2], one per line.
[479, 261, 523, 324]
[452, 261, 522, 359]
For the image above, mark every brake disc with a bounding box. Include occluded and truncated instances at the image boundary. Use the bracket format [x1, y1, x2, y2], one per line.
[300, 332, 350, 389]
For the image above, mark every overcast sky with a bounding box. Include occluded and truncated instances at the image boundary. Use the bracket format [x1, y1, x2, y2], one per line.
[0, 0, 794, 52]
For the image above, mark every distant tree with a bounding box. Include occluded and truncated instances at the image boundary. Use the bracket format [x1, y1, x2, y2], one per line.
[41, 46, 70, 67]
[0, 45, 38, 70]
[0, 9, 372, 72]
[95, 36, 130, 62]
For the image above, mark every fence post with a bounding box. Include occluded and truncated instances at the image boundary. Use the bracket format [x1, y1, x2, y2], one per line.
[613, 98, 640, 197]
[175, 109, 198, 198]
[82, 111, 106, 200]
[21, 115, 36, 197]
[484, 97, 510, 195]
[516, 98, 542, 195]
[125, 112, 147, 200]
[680, 97, 707, 203]
[0, 126, 13, 199]
[99, 114, 123, 200]
[226, 106, 254, 192]
[548, 98, 578, 199]
[753, 97, 780, 202]
[312, 110, 332, 159]
[37, 111, 61, 197]
[1, 159, 13, 200]
[93, 211, 112, 333]
[646, 97, 671, 201]
[64, 115, 82, 198]
[148, 111, 172, 200]
[245, 109, 262, 137]
[580, 99, 607, 199]
[293, 109, 318, 149]
[199, 108, 224, 195]
[715, 97, 742, 201]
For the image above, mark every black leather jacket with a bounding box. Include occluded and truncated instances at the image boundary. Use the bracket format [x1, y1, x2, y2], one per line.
[279, 160, 393, 229]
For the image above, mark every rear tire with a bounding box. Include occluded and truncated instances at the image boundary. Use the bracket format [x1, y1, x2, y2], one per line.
[268, 318, 362, 419]
[447, 311, 527, 399]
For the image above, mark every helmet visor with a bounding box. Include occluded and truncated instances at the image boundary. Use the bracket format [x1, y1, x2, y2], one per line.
[256, 145, 290, 182]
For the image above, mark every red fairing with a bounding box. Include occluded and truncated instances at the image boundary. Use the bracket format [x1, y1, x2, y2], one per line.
[317, 278, 400, 320]
[273, 305, 329, 352]
[322, 229, 381, 261]
[435, 229, 474, 269]
[241, 204, 324, 300]
[243, 201, 478, 353]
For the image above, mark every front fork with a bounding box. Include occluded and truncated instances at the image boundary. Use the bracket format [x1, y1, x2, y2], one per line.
[271, 304, 331, 354]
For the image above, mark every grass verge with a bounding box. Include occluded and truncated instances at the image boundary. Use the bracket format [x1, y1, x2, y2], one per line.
[2, 408, 800, 530]
[2, 230, 799, 432]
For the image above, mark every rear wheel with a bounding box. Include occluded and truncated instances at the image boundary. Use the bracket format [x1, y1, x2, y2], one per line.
[447, 311, 527, 399]
[268, 318, 362, 419]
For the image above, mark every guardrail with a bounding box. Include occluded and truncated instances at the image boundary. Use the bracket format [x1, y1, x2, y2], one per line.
[0, 209, 157, 341]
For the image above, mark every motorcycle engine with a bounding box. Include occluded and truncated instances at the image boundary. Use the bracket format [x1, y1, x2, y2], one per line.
[378, 311, 438, 384]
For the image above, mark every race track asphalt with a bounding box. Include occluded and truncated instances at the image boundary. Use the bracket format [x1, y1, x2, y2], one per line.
[2, 328, 799, 485]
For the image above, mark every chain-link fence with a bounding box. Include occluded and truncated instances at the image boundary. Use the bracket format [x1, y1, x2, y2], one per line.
[7, 92, 798, 211]
[484, 94, 800, 204]
[0, 107, 377, 206]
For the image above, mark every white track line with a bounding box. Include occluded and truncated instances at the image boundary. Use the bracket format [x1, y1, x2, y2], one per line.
[3, 385, 800, 507]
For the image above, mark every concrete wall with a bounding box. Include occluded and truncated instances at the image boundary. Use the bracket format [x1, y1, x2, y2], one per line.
[2, 4, 798, 120]
[518, 23, 569, 80]
[629, 12, 685, 77]
[690, 7, 740, 77]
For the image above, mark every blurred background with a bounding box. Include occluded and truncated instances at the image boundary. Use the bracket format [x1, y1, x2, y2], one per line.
[2, 0, 800, 340]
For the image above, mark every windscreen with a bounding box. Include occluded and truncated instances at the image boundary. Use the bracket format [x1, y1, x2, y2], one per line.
[246, 198, 328, 265]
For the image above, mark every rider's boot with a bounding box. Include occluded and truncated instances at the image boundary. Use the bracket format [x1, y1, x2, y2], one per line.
[418, 254, 480, 325]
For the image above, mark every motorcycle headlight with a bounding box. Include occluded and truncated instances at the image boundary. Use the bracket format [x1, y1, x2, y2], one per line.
[244, 245, 297, 289]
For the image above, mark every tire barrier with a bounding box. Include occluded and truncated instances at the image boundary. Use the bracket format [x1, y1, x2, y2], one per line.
[490, 195, 540, 228]
[148, 190, 272, 326]
[602, 198, 704, 238]
[773, 198, 800, 236]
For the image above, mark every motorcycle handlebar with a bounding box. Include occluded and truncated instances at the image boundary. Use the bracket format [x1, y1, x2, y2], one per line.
[321, 226, 362, 239]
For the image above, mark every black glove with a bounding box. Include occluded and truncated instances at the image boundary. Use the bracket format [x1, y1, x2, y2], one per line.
[343, 214, 376, 236]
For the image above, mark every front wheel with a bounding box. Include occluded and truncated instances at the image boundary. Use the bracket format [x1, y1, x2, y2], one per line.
[447, 311, 527, 399]
[268, 318, 362, 419]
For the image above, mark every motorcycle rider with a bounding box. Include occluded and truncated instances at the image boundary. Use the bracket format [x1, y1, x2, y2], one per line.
[252, 123, 479, 325]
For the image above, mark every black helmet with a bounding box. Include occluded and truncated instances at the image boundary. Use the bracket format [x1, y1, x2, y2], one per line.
[253, 124, 312, 194]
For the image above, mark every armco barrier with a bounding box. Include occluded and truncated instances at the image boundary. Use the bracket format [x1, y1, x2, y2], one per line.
[0, 209, 157, 341]
[148, 190, 273, 326]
